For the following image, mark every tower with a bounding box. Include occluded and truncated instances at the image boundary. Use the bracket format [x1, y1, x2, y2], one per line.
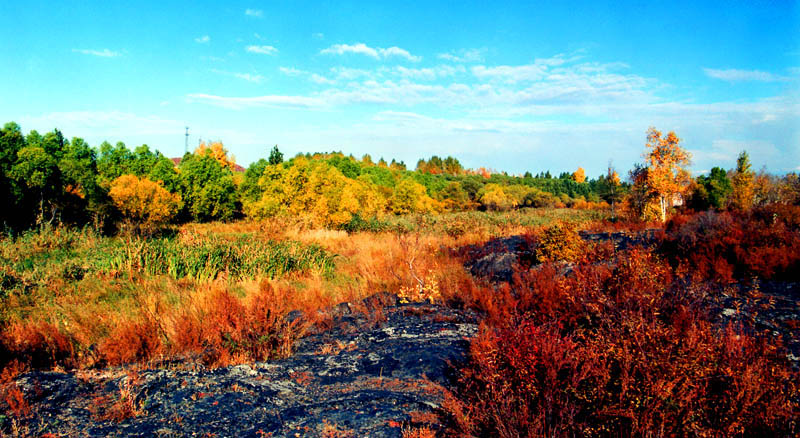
[184, 127, 189, 154]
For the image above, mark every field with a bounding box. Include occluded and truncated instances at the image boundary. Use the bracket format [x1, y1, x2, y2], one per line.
[2, 205, 799, 436]
[0, 208, 602, 370]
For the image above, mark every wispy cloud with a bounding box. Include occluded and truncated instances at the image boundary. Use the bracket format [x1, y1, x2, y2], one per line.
[195, 35, 210, 44]
[279, 67, 307, 76]
[391, 65, 466, 80]
[72, 48, 120, 57]
[437, 48, 485, 63]
[246, 45, 278, 55]
[703, 68, 785, 82]
[245, 8, 263, 18]
[313, 32, 325, 40]
[233, 73, 265, 83]
[187, 93, 323, 109]
[213, 69, 266, 83]
[320, 43, 421, 62]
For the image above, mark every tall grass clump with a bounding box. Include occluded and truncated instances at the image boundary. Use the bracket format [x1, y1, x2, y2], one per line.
[95, 236, 335, 281]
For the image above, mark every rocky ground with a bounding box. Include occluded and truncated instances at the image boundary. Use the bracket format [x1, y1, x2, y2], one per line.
[3, 296, 478, 437]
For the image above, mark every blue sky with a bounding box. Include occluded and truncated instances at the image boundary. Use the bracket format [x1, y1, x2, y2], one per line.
[1, 0, 798, 176]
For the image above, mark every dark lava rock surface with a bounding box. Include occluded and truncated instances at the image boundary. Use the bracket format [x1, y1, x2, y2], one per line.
[6, 298, 478, 437]
[464, 229, 661, 282]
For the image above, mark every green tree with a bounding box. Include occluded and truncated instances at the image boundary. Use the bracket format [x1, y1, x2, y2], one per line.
[11, 144, 60, 223]
[268, 145, 283, 165]
[240, 158, 269, 203]
[0, 122, 26, 227]
[178, 153, 238, 221]
[689, 167, 732, 210]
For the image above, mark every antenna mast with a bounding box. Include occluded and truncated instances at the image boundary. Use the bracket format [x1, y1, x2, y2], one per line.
[184, 127, 189, 154]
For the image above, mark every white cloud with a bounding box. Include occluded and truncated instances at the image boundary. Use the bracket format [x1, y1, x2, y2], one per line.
[195, 35, 210, 44]
[279, 67, 307, 76]
[212, 69, 266, 83]
[246, 45, 278, 55]
[320, 43, 421, 62]
[245, 8, 263, 18]
[71, 48, 120, 57]
[233, 73, 265, 83]
[331, 67, 376, 80]
[310, 73, 335, 84]
[391, 65, 465, 80]
[187, 93, 324, 109]
[313, 32, 325, 40]
[437, 48, 485, 63]
[703, 68, 785, 82]
[185, 53, 799, 173]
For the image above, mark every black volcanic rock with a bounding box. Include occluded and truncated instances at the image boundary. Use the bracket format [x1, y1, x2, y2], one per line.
[4, 300, 478, 437]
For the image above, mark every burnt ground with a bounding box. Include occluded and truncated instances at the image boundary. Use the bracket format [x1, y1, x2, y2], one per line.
[3, 298, 478, 437]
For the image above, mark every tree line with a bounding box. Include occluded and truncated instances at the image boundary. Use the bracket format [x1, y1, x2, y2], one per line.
[1, 121, 797, 233]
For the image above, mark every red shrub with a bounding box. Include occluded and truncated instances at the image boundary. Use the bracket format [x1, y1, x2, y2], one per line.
[446, 250, 799, 437]
[171, 283, 304, 367]
[99, 319, 162, 366]
[1, 321, 76, 370]
[662, 207, 800, 282]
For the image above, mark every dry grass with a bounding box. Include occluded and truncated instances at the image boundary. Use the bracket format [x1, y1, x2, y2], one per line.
[0, 208, 596, 373]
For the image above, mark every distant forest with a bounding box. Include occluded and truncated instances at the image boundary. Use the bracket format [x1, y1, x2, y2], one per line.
[1, 121, 797, 232]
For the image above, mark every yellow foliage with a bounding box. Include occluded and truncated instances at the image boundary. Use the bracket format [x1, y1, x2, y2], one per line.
[480, 184, 517, 211]
[109, 174, 181, 233]
[246, 159, 387, 227]
[195, 141, 236, 170]
[389, 178, 441, 215]
[610, 170, 620, 186]
[535, 222, 584, 263]
[572, 167, 586, 183]
[644, 127, 691, 222]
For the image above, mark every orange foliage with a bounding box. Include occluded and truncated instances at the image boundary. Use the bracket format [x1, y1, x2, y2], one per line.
[645, 127, 691, 222]
[99, 319, 163, 366]
[109, 174, 181, 233]
[1, 321, 75, 370]
[572, 167, 586, 183]
[195, 140, 236, 170]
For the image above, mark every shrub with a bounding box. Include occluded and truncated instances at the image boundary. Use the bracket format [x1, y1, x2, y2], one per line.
[446, 250, 799, 437]
[533, 222, 584, 263]
[1, 321, 75, 370]
[98, 319, 162, 366]
[661, 206, 800, 282]
[109, 174, 180, 235]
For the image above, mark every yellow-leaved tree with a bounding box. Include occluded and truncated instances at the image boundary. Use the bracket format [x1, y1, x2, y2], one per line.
[572, 167, 586, 183]
[109, 174, 181, 234]
[195, 140, 236, 171]
[730, 151, 755, 210]
[245, 158, 387, 227]
[479, 183, 517, 211]
[389, 178, 441, 215]
[644, 127, 691, 222]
